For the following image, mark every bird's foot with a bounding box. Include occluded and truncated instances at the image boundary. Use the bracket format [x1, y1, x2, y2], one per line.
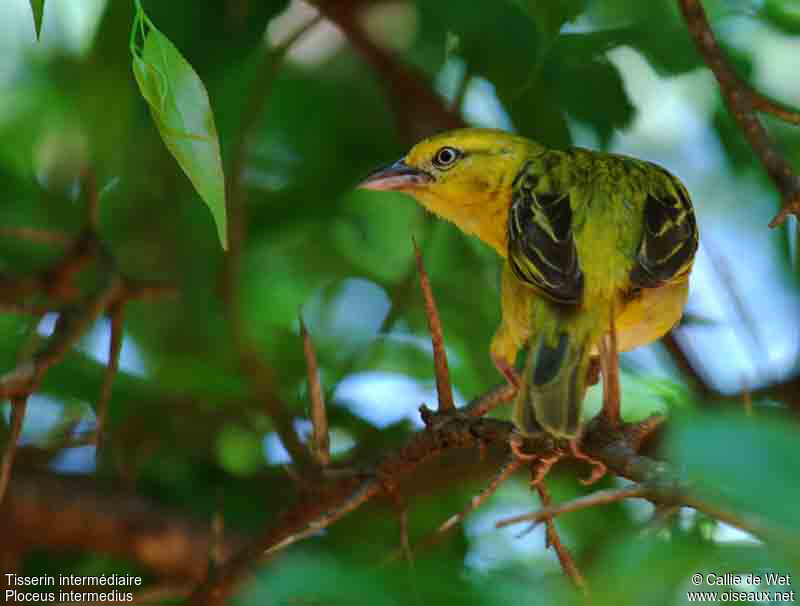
[568, 439, 607, 485]
[509, 432, 537, 460]
[510, 431, 563, 485]
[492, 354, 521, 390]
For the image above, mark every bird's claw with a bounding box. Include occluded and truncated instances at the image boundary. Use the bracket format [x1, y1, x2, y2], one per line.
[510, 432, 563, 485]
[569, 439, 607, 485]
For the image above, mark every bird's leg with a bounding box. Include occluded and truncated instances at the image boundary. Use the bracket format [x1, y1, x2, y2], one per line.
[568, 439, 607, 485]
[586, 357, 601, 386]
[493, 353, 521, 389]
[598, 303, 621, 428]
[529, 452, 563, 486]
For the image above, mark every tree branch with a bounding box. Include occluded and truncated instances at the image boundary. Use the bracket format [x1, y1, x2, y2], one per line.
[678, 0, 800, 227]
[0, 472, 244, 580]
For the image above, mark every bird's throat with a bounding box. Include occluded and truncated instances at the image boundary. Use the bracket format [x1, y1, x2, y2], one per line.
[412, 189, 510, 258]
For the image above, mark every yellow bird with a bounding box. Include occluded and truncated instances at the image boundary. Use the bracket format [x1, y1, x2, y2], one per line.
[359, 128, 698, 439]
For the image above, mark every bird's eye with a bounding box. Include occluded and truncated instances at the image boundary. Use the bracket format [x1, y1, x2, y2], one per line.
[433, 146, 459, 168]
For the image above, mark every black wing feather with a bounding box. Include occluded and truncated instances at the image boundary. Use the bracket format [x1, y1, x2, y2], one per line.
[630, 182, 698, 288]
[507, 171, 583, 304]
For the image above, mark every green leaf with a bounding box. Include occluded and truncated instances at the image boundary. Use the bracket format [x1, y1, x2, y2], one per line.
[131, 7, 228, 250]
[29, 0, 44, 39]
[513, 0, 587, 42]
[549, 34, 635, 145]
[668, 410, 800, 537]
[762, 0, 800, 35]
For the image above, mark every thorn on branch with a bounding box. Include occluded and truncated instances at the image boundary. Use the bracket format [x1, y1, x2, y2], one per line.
[81, 166, 100, 227]
[437, 456, 522, 535]
[535, 483, 587, 592]
[299, 315, 330, 467]
[94, 303, 125, 448]
[412, 238, 455, 412]
[395, 499, 414, 564]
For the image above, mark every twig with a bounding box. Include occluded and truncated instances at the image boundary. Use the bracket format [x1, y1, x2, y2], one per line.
[93, 303, 124, 448]
[312, 0, 463, 142]
[750, 91, 800, 126]
[0, 281, 121, 401]
[119, 277, 177, 302]
[189, 399, 797, 605]
[0, 227, 71, 246]
[238, 346, 313, 470]
[221, 14, 321, 471]
[223, 13, 322, 338]
[662, 330, 713, 398]
[463, 381, 517, 417]
[262, 480, 381, 558]
[535, 483, 587, 592]
[678, 0, 800, 227]
[496, 484, 648, 528]
[412, 238, 455, 412]
[300, 315, 330, 466]
[680, 493, 793, 547]
[0, 397, 28, 505]
[437, 456, 522, 534]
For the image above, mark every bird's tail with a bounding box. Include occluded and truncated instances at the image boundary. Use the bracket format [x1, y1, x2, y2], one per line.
[512, 303, 599, 439]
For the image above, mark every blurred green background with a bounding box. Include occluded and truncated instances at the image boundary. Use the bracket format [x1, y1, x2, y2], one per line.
[1, 0, 799, 604]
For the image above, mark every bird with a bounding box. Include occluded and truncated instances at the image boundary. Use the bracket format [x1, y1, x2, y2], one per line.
[359, 128, 698, 440]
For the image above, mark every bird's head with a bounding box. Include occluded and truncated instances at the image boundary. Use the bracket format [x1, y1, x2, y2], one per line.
[358, 128, 543, 254]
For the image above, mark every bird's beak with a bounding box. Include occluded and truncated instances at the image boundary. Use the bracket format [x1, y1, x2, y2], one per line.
[358, 160, 433, 191]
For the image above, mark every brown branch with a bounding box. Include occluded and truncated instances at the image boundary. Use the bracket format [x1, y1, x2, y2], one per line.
[0, 281, 121, 402]
[678, 0, 800, 227]
[413, 239, 455, 412]
[0, 227, 71, 246]
[0, 397, 28, 505]
[189, 399, 788, 605]
[221, 15, 321, 472]
[311, 1, 464, 142]
[238, 346, 313, 470]
[118, 277, 177, 302]
[1, 472, 245, 580]
[300, 316, 330, 466]
[535, 483, 587, 592]
[462, 382, 517, 417]
[497, 484, 648, 528]
[81, 167, 100, 226]
[94, 303, 124, 448]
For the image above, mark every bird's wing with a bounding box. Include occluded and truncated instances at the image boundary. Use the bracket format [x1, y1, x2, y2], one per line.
[630, 172, 698, 289]
[507, 162, 584, 304]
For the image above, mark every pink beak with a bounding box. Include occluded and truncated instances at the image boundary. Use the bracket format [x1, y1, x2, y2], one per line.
[358, 160, 433, 191]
